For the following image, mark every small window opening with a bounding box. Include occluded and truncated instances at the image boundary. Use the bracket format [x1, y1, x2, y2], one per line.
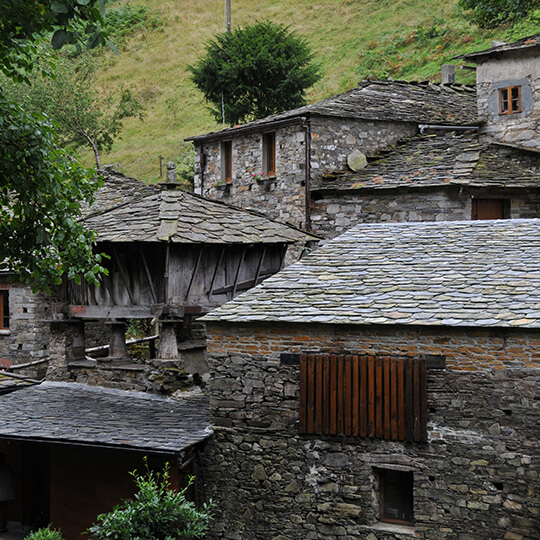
[379, 469, 414, 525]
[0, 291, 9, 329]
[221, 141, 232, 183]
[263, 132, 276, 176]
[471, 199, 507, 220]
[499, 86, 521, 115]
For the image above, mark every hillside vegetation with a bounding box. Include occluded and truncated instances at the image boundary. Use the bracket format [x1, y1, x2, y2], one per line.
[90, 0, 539, 182]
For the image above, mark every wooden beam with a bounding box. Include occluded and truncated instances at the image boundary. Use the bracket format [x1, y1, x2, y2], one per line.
[67, 304, 180, 320]
[139, 245, 158, 304]
[232, 247, 247, 297]
[211, 272, 273, 296]
[254, 246, 267, 286]
[209, 247, 226, 297]
[184, 246, 204, 301]
[112, 246, 136, 305]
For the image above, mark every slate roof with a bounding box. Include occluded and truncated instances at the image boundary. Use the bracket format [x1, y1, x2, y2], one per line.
[204, 219, 540, 329]
[82, 185, 314, 245]
[312, 135, 540, 193]
[0, 371, 40, 395]
[187, 80, 477, 142]
[458, 33, 540, 61]
[0, 381, 211, 452]
[81, 170, 157, 218]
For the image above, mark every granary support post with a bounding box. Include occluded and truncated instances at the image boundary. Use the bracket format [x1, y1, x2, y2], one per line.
[158, 319, 181, 361]
[107, 321, 129, 360]
[47, 320, 86, 380]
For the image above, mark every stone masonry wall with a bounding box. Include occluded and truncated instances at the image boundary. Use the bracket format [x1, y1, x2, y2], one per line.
[476, 48, 539, 152]
[0, 282, 52, 376]
[204, 322, 540, 540]
[192, 119, 417, 230]
[311, 187, 540, 239]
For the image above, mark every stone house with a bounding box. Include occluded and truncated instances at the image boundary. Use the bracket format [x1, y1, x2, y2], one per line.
[186, 80, 477, 230]
[187, 34, 539, 237]
[202, 219, 540, 539]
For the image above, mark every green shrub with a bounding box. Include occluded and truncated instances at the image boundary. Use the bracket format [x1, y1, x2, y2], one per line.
[24, 525, 64, 540]
[88, 462, 213, 539]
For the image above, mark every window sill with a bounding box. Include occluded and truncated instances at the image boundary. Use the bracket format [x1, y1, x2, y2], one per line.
[0, 329, 10, 336]
[372, 522, 416, 536]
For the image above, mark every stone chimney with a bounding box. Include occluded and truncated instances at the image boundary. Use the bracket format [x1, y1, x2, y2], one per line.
[441, 64, 455, 85]
[166, 161, 177, 183]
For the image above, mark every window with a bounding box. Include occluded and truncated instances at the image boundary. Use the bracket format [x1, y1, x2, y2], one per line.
[471, 199, 506, 220]
[263, 132, 276, 176]
[299, 354, 427, 442]
[0, 290, 9, 329]
[221, 141, 232, 183]
[499, 86, 521, 115]
[379, 469, 414, 525]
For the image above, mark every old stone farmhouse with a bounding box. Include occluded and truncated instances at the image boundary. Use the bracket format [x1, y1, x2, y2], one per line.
[203, 219, 540, 539]
[187, 34, 539, 238]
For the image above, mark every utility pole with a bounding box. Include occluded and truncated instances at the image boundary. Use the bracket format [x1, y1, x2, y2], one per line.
[224, 0, 231, 33]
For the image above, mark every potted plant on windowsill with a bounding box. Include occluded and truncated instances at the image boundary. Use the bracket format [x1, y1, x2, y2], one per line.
[211, 181, 231, 194]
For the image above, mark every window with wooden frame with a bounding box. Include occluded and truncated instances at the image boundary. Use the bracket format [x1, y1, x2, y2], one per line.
[471, 198, 507, 220]
[378, 468, 414, 525]
[263, 132, 276, 176]
[299, 354, 427, 442]
[499, 86, 521, 115]
[0, 290, 9, 330]
[221, 141, 232, 183]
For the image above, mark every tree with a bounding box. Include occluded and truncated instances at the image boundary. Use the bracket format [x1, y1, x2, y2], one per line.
[458, 0, 540, 29]
[190, 21, 320, 125]
[3, 54, 144, 169]
[88, 463, 214, 539]
[0, 1, 110, 289]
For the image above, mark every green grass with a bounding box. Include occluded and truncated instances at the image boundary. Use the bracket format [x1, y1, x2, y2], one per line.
[87, 0, 540, 182]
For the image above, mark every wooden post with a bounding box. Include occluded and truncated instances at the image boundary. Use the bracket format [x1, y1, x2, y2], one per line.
[108, 321, 129, 359]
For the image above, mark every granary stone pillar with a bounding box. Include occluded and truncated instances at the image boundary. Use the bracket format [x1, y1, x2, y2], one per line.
[107, 321, 129, 360]
[158, 320, 180, 361]
[47, 320, 86, 381]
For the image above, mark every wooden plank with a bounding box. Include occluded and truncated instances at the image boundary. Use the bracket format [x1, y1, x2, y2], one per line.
[352, 355, 360, 437]
[139, 245, 157, 304]
[419, 358, 428, 442]
[330, 355, 338, 435]
[315, 356, 324, 434]
[391, 358, 399, 440]
[384, 358, 391, 440]
[344, 356, 352, 436]
[184, 246, 204, 301]
[413, 359, 422, 442]
[208, 247, 226, 297]
[322, 355, 330, 434]
[368, 356, 375, 438]
[232, 247, 247, 297]
[253, 247, 267, 287]
[299, 355, 307, 434]
[337, 356, 344, 435]
[359, 356, 367, 437]
[375, 357, 383, 438]
[306, 355, 316, 434]
[405, 358, 413, 442]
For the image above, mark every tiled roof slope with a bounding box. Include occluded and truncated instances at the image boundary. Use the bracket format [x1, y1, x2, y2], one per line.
[459, 33, 540, 61]
[83, 187, 315, 245]
[205, 219, 540, 328]
[0, 382, 211, 452]
[313, 135, 540, 192]
[81, 170, 158, 218]
[187, 80, 477, 141]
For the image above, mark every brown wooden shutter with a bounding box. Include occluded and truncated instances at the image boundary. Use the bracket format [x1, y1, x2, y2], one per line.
[299, 354, 427, 442]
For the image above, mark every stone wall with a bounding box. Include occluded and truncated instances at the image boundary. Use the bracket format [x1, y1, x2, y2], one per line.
[192, 118, 417, 230]
[311, 186, 540, 238]
[204, 322, 540, 539]
[476, 48, 539, 151]
[0, 281, 52, 376]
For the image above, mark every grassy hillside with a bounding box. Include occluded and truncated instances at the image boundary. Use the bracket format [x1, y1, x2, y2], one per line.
[90, 0, 539, 182]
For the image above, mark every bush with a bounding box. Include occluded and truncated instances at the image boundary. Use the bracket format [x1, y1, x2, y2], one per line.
[24, 525, 63, 540]
[88, 462, 213, 539]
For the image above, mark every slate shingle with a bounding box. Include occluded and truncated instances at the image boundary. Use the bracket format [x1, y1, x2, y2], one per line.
[0, 382, 211, 452]
[204, 219, 540, 328]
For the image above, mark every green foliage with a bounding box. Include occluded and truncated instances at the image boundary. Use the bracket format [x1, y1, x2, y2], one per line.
[88, 463, 214, 539]
[190, 21, 321, 125]
[0, 0, 110, 82]
[0, 95, 106, 291]
[2, 53, 144, 169]
[24, 525, 64, 540]
[458, 0, 540, 29]
[176, 144, 195, 189]
[104, 3, 163, 43]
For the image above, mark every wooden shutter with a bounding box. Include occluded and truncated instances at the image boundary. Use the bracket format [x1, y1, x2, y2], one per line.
[299, 354, 427, 442]
[471, 199, 505, 220]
